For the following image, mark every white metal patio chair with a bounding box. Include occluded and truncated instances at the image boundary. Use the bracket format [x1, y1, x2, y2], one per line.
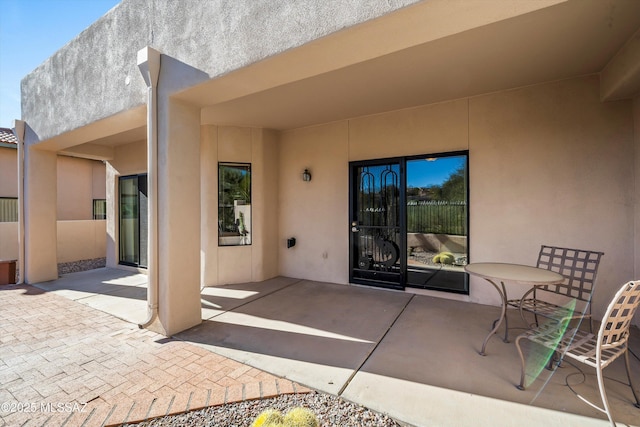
[505, 245, 604, 341]
[515, 280, 640, 427]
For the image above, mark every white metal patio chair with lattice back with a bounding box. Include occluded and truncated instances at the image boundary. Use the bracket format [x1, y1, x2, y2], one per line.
[505, 245, 604, 341]
[515, 280, 640, 426]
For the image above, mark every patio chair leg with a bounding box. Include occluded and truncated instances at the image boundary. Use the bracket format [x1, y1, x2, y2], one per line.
[596, 362, 617, 427]
[515, 334, 527, 390]
[503, 308, 510, 343]
[623, 349, 640, 408]
[546, 352, 556, 371]
[501, 281, 510, 343]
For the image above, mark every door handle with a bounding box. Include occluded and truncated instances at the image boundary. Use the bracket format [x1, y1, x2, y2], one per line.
[351, 221, 359, 232]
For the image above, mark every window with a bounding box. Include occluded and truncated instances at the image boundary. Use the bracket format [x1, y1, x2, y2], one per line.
[93, 199, 106, 220]
[218, 163, 251, 246]
[0, 198, 17, 222]
[119, 174, 148, 267]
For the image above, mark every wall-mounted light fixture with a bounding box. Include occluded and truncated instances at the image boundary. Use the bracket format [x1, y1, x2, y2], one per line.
[302, 168, 312, 182]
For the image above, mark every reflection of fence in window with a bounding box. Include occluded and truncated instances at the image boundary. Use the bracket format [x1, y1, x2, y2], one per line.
[0, 198, 18, 222]
[407, 201, 466, 235]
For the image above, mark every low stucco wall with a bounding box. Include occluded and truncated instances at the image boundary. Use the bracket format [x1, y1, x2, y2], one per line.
[56, 220, 107, 263]
[0, 222, 18, 260]
[0, 220, 106, 264]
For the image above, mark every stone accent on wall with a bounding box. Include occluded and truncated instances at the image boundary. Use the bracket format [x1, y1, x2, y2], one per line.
[57, 257, 106, 275]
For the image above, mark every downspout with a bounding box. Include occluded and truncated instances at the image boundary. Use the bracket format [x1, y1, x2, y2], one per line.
[137, 47, 160, 329]
[13, 120, 25, 285]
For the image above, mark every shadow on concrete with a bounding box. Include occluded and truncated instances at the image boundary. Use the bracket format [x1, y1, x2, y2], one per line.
[178, 279, 640, 427]
[32, 269, 640, 426]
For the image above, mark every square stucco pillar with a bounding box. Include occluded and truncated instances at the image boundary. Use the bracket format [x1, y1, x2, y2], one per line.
[24, 146, 58, 283]
[156, 98, 202, 335]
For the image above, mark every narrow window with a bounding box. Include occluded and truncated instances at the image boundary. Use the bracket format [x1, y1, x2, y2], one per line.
[218, 163, 251, 246]
[93, 199, 106, 220]
[0, 197, 18, 222]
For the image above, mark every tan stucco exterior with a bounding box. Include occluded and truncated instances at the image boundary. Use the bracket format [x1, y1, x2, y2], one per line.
[57, 220, 107, 263]
[0, 145, 106, 265]
[57, 156, 106, 220]
[0, 146, 18, 198]
[275, 75, 635, 322]
[17, 0, 640, 333]
[200, 125, 280, 287]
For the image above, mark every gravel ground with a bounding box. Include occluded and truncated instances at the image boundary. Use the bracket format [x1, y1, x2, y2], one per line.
[126, 391, 405, 427]
[57, 257, 106, 275]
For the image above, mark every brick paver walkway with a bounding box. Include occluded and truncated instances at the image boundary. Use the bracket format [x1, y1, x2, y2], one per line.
[0, 284, 309, 426]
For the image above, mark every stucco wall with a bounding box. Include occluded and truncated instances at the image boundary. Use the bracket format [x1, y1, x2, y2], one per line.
[348, 98, 470, 160]
[279, 122, 349, 285]
[57, 220, 107, 263]
[93, 161, 107, 199]
[201, 125, 279, 287]
[277, 75, 636, 324]
[0, 147, 17, 197]
[1, 221, 106, 264]
[57, 156, 106, 220]
[0, 223, 18, 260]
[21, 0, 419, 142]
[105, 140, 147, 267]
[469, 76, 634, 318]
[1, 150, 105, 219]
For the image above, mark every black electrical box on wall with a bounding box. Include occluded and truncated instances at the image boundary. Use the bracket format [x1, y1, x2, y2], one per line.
[287, 238, 296, 248]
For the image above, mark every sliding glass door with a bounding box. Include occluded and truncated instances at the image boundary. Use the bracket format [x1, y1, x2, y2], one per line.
[349, 152, 468, 293]
[405, 154, 468, 293]
[119, 174, 148, 268]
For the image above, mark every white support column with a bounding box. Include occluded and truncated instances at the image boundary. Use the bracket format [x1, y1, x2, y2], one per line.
[137, 47, 202, 335]
[23, 141, 58, 284]
[156, 97, 202, 335]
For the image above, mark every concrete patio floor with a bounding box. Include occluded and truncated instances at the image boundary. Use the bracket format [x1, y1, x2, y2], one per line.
[32, 268, 640, 426]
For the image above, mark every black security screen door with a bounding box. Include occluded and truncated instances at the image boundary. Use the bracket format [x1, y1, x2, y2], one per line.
[349, 153, 469, 293]
[350, 160, 403, 289]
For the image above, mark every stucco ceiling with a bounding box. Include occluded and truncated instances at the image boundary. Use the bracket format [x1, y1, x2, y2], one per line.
[182, 0, 640, 131]
[90, 126, 146, 147]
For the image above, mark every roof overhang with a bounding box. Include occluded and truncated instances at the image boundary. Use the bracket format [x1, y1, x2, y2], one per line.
[176, 0, 640, 130]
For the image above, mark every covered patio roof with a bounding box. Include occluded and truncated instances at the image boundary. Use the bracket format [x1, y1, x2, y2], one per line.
[181, 0, 640, 131]
[33, 0, 640, 154]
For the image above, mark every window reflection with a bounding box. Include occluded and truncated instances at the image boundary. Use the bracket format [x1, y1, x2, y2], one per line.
[406, 155, 468, 276]
[218, 163, 251, 246]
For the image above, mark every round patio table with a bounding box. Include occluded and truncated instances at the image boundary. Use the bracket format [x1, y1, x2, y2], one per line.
[464, 262, 564, 356]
